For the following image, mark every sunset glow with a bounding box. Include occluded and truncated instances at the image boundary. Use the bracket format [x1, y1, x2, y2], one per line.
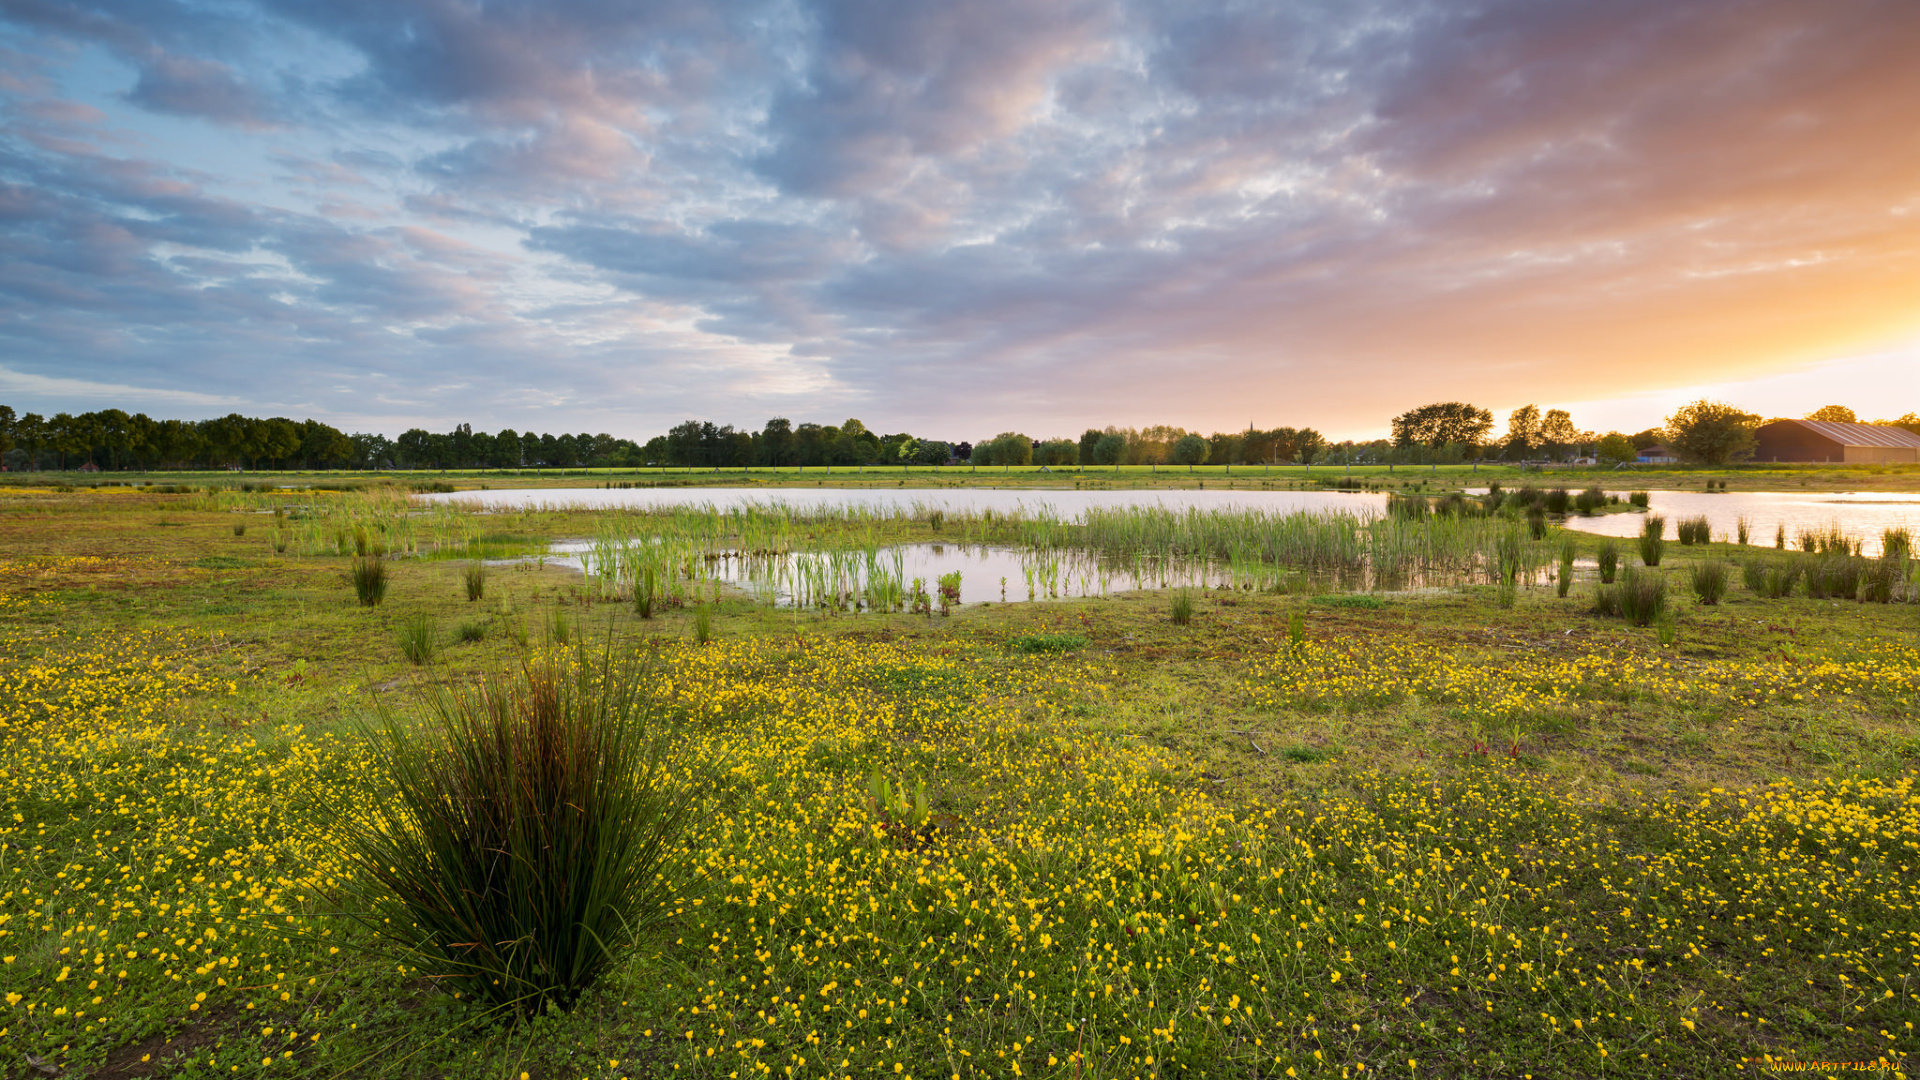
[2, 0, 1916, 439]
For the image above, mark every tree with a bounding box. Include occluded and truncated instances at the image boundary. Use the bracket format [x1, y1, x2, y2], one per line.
[1502, 405, 1542, 458]
[1596, 432, 1636, 466]
[0, 405, 14, 461]
[1090, 433, 1126, 465]
[1666, 400, 1760, 465]
[1537, 409, 1584, 460]
[1390, 402, 1494, 449]
[1805, 405, 1857, 423]
[1078, 429, 1103, 465]
[1170, 433, 1210, 466]
[1875, 412, 1920, 436]
[1034, 439, 1078, 466]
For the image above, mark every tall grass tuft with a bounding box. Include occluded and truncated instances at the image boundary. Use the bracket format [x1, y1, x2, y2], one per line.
[1170, 589, 1196, 625]
[1688, 560, 1728, 605]
[1596, 538, 1619, 584]
[633, 565, 658, 619]
[1883, 528, 1912, 563]
[351, 556, 389, 607]
[1525, 504, 1547, 540]
[232, 522, 248, 537]
[1675, 516, 1711, 545]
[1557, 535, 1576, 598]
[693, 603, 713, 645]
[547, 607, 572, 646]
[1804, 556, 1863, 600]
[1735, 516, 1751, 546]
[1573, 487, 1605, 515]
[1861, 559, 1906, 604]
[399, 614, 439, 664]
[1774, 523, 1787, 550]
[1612, 567, 1668, 626]
[458, 619, 490, 643]
[335, 649, 698, 1017]
[465, 561, 486, 602]
[1544, 488, 1571, 515]
[1639, 517, 1665, 566]
[1628, 491, 1650, 508]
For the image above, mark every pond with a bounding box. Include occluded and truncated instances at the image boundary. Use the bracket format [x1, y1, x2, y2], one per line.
[1551, 490, 1920, 556]
[430, 485, 1388, 516]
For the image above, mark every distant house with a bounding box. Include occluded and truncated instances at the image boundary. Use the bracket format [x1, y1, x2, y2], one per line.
[1636, 445, 1676, 464]
[1753, 419, 1920, 464]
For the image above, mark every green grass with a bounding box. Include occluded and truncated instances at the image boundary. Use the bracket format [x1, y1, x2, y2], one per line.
[1, 491, 1916, 1079]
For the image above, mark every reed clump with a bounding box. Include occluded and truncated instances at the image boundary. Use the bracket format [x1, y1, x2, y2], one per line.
[1573, 487, 1605, 515]
[1639, 517, 1665, 567]
[1804, 556, 1863, 600]
[335, 649, 697, 1016]
[1689, 560, 1728, 605]
[1170, 589, 1196, 625]
[351, 556, 389, 607]
[1676, 516, 1711, 546]
[399, 614, 438, 664]
[465, 561, 486, 602]
[1596, 566, 1667, 626]
[1596, 539, 1619, 584]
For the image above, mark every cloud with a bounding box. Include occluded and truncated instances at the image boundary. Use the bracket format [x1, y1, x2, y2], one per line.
[1, 0, 1916, 439]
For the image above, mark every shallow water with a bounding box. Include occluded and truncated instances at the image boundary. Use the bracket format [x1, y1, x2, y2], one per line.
[1550, 490, 1920, 555]
[427, 485, 1388, 516]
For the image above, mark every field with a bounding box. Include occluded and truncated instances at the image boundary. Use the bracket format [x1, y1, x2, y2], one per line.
[1, 483, 1916, 1079]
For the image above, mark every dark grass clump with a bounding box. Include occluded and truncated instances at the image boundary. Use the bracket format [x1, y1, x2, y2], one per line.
[1675, 516, 1711, 546]
[1628, 490, 1650, 508]
[1596, 538, 1619, 584]
[1170, 589, 1196, 625]
[351, 556, 389, 607]
[399, 613, 438, 664]
[458, 619, 490, 643]
[693, 603, 713, 645]
[1744, 558, 1800, 599]
[1804, 556, 1863, 600]
[1557, 535, 1576, 598]
[232, 522, 248, 537]
[1688, 560, 1728, 605]
[1544, 488, 1571, 515]
[336, 649, 698, 1018]
[1883, 528, 1912, 563]
[1861, 558, 1909, 604]
[1573, 487, 1605, 515]
[1387, 493, 1430, 520]
[1638, 517, 1665, 567]
[1526, 504, 1547, 540]
[633, 565, 659, 619]
[465, 561, 486, 602]
[1610, 567, 1667, 626]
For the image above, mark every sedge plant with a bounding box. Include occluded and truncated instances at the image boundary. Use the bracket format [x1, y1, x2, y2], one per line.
[333, 647, 699, 1018]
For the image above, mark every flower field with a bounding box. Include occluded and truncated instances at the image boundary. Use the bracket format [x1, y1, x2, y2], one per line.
[3, 603, 1915, 1077]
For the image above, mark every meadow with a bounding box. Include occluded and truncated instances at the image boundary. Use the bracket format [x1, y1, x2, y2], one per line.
[0, 481, 1916, 1079]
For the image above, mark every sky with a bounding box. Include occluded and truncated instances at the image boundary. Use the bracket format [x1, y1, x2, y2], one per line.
[1, 0, 1916, 444]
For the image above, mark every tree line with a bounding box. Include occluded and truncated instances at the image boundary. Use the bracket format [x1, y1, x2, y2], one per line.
[1387, 401, 1920, 466]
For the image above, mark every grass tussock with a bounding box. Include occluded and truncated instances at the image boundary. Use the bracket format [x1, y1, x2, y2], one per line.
[1675, 515, 1711, 545]
[398, 613, 438, 664]
[336, 649, 698, 1017]
[1596, 538, 1619, 584]
[1639, 516, 1665, 566]
[1688, 559, 1729, 605]
[464, 561, 486, 602]
[1170, 589, 1196, 625]
[1596, 566, 1667, 626]
[350, 556, 388, 607]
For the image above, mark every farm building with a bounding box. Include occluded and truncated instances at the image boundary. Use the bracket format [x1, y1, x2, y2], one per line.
[1752, 419, 1920, 464]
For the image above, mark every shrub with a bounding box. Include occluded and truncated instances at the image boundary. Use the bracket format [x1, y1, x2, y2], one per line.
[399, 614, 438, 664]
[351, 557, 389, 607]
[335, 649, 698, 1016]
[1544, 488, 1571, 515]
[1596, 539, 1619, 584]
[1676, 516, 1711, 545]
[1170, 589, 1196, 625]
[1689, 560, 1728, 605]
[1614, 567, 1667, 626]
[465, 562, 486, 602]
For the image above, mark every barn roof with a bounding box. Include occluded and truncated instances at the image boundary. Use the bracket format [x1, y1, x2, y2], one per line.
[1772, 419, 1920, 449]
